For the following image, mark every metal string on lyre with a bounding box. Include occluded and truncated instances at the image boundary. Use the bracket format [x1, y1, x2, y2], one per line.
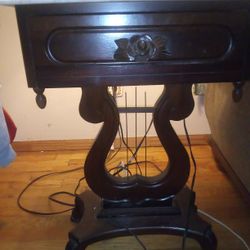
[135, 87, 138, 175]
[125, 92, 129, 166]
[144, 91, 148, 177]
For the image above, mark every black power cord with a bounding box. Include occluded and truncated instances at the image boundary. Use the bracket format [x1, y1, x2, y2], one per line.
[17, 166, 83, 215]
[181, 119, 198, 250]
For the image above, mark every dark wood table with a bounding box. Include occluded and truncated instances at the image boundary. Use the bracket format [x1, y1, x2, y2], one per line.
[14, 1, 250, 249]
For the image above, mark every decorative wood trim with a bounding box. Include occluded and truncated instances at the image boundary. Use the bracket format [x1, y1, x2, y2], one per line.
[209, 137, 250, 207]
[114, 34, 169, 62]
[12, 134, 209, 152]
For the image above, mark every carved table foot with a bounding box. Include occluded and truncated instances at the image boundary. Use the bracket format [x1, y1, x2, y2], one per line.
[65, 189, 217, 250]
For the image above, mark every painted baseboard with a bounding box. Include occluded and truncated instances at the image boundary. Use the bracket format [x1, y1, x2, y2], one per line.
[12, 134, 209, 152]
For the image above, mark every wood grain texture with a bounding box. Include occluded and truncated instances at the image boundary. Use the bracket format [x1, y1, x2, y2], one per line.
[0, 145, 249, 249]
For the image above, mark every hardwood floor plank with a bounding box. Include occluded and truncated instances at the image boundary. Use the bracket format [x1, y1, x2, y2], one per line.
[0, 145, 249, 250]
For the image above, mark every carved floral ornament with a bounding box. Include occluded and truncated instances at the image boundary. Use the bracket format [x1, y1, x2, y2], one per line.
[114, 34, 170, 62]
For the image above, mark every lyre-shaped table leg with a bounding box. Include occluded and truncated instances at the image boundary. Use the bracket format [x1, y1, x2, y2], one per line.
[79, 84, 195, 202]
[66, 84, 217, 249]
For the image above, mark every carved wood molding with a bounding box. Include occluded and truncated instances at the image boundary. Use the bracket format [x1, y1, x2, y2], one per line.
[114, 34, 170, 62]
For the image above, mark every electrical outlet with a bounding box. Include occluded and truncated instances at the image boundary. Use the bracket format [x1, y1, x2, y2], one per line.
[193, 83, 206, 96]
[116, 87, 123, 97]
[108, 86, 123, 97]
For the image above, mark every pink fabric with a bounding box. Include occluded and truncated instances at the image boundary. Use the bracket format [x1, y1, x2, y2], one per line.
[3, 109, 16, 143]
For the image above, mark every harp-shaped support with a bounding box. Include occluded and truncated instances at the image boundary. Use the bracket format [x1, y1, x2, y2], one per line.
[66, 84, 217, 250]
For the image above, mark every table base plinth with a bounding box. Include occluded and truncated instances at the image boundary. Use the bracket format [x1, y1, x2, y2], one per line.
[66, 188, 217, 250]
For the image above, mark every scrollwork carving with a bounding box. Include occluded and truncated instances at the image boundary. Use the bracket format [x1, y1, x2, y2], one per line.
[114, 34, 170, 62]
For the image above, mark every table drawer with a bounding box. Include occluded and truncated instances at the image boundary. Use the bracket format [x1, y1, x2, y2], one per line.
[46, 25, 230, 63]
[16, 2, 250, 88]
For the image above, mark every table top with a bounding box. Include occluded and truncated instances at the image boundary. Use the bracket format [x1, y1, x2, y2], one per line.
[1, 0, 249, 5]
[0, 0, 182, 5]
[2, 0, 118, 4]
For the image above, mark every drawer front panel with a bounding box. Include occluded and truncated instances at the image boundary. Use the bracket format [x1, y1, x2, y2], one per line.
[48, 26, 231, 63]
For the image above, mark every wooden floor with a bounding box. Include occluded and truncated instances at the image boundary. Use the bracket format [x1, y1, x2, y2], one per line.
[0, 145, 249, 250]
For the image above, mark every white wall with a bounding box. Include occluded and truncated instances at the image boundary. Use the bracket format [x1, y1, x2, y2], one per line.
[0, 6, 210, 141]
